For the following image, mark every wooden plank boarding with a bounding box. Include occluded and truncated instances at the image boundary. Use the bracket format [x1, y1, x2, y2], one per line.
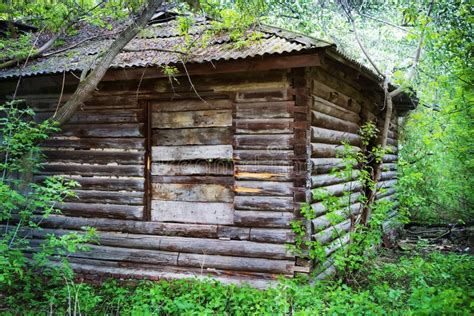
[151, 161, 233, 176]
[153, 128, 232, 146]
[152, 183, 233, 202]
[151, 200, 234, 225]
[152, 145, 233, 161]
[152, 110, 232, 129]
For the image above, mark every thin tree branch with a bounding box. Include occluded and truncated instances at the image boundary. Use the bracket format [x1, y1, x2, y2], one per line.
[338, 0, 385, 78]
[389, 0, 434, 98]
[357, 12, 410, 33]
[0, 34, 58, 70]
[52, 0, 165, 125]
[122, 47, 187, 54]
[42, 32, 122, 57]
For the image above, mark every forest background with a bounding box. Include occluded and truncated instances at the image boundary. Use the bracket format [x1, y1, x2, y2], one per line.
[0, 0, 472, 314]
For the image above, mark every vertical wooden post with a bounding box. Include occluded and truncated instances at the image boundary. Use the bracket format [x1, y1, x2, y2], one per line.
[290, 67, 313, 274]
[143, 100, 152, 221]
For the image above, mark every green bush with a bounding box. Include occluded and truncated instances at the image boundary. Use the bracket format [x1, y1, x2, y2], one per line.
[3, 251, 472, 315]
[0, 102, 95, 308]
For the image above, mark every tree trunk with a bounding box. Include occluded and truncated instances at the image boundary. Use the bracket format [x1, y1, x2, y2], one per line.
[52, 0, 164, 125]
[360, 83, 393, 226]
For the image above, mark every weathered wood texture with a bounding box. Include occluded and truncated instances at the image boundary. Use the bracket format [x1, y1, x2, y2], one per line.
[144, 70, 299, 279]
[34, 97, 146, 220]
[9, 70, 303, 283]
[150, 97, 234, 225]
[4, 58, 401, 285]
[308, 64, 399, 276]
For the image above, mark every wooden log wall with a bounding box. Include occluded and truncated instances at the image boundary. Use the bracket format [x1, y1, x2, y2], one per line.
[2, 55, 401, 285]
[3, 68, 305, 287]
[308, 60, 399, 278]
[377, 113, 399, 228]
[34, 97, 147, 220]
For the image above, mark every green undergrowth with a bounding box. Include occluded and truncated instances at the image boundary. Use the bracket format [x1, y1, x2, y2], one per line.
[2, 251, 473, 315]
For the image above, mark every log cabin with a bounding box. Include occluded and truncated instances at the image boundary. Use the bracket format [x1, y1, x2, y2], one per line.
[0, 13, 415, 288]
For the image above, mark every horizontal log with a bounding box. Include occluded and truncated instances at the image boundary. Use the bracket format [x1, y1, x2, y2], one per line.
[315, 264, 336, 281]
[59, 202, 143, 220]
[312, 181, 363, 201]
[152, 175, 233, 185]
[72, 244, 178, 266]
[43, 150, 144, 164]
[145, 71, 288, 95]
[236, 89, 291, 103]
[383, 154, 398, 162]
[311, 171, 359, 188]
[215, 226, 294, 244]
[151, 161, 233, 176]
[151, 99, 232, 112]
[178, 253, 295, 274]
[69, 190, 144, 205]
[313, 80, 359, 111]
[312, 111, 359, 133]
[217, 226, 250, 240]
[382, 163, 397, 171]
[98, 53, 318, 82]
[151, 200, 234, 225]
[318, 54, 381, 93]
[250, 228, 294, 243]
[37, 109, 143, 124]
[310, 158, 346, 174]
[234, 119, 293, 134]
[234, 196, 293, 212]
[41, 137, 145, 150]
[311, 126, 361, 146]
[235, 165, 293, 181]
[39, 163, 144, 177]
[387, 137, 398, 146]
[311, 192, 362, 216]
[376, 193, 397, 203]
[233, 149, 294, 162]
[312, 96, 360, 123]
[376, 188, 396, 199]
[234, 134, 293, 150]
[152, 145, 232, 161]
[60, 123, 144, 138]
[36, 215, 219, 238]
[152, 127, 232, 146]
[234, 211, 294, 228]
[234, 181, 293, 196]
[387, 129, 397, 139]
[380, 171, 397, 181]
[152, 110, 232, 129]
[312, 203, 361, 232]
[29, 227, 292, 259]
[34, 176, 145, 191]
[311, 68, 364, 110]
[362, 109, 378, 123]
[377, 179, 397, 190]
[312, 219, 351, 245]
[311, 142, 360, 158]
[152, 183, 233, 202]
[235, 101, 293, 119]
[324, 233, 350, 256]
[386, 145, 398, 154]
[66, 259, 276, 289]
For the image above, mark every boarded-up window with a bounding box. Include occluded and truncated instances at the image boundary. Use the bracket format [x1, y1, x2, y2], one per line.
[150, 98, 234, 225]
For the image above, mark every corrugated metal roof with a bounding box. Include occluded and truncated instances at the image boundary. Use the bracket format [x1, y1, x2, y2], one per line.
[0, 19, 332, 79]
